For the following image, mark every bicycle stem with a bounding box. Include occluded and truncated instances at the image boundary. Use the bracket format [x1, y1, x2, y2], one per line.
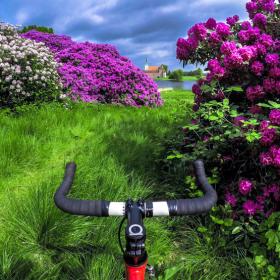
[124, 199, 148, 279]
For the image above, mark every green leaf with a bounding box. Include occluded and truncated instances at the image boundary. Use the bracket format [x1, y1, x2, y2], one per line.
[268, 101, 280, 109]
[223, 98, 229, 106]
[224, 218, 233, 227]
[225, 86, 243, 92]
[232, 226, 242, 234]
[245, 131, 261, 143]
[210, 215, 224, 225]
[197, 226, 208, 233]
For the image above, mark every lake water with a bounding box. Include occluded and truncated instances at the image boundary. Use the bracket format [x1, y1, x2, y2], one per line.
[155, 80, 196, 90]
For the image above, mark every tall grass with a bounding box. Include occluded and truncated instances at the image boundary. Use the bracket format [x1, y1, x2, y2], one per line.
[0, 90, 247, 279]
[0, 90, 194, 279]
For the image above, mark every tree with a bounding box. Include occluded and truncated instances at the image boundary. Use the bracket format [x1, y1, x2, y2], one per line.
[169, 69, 184, 81]
[20, 25, 54, 34]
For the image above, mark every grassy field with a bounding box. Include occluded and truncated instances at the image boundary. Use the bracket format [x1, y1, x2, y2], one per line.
[0, 90, 192, 279]
[0, 89, 241, 279]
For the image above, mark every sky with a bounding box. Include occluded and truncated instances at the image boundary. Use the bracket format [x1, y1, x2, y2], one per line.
[1, 0, 249, 71]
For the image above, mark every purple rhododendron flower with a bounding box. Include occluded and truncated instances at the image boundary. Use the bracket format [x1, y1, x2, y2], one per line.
[251, 61, 264, 76]
[239, 179, 253, 195]
[260, 127, 277, 146]
[209, 32, 221, 44]
[260, 152, 273, 166]
[263, 78, 276, 93]
[224, 52, 244, 69]
[241, 21, 252, 30]
[243, 200, 258, 215]
[262, 1, 276, 13]
[246, 1, 258, 14]
[225, 192, 237, 207]
[220, 42, 237, 55]
[269, 145, 280, 168]
[216, 23, 231, 37]
[205, 18, 217, 30]
[260, 120, 271, 130]
[192, 84, 202, 95]
[189, 23, 208, 40]
[226, 15, 239, 26]
[265, 53, 279, 66]
[258, 34, 274, 48]
[246, 85, 266, 102]
[207, 59, 225, 77]
[176, 38, 190, 60]
[269, 109, 280, 126]
[269, 67, 280, 79]
[238, 46, 257, 62]
[255, 43, 267, 56]
[253, 13, 267, 27]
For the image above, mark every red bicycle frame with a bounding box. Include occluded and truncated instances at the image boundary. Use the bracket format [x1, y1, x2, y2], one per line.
[125, 261, 147, 280]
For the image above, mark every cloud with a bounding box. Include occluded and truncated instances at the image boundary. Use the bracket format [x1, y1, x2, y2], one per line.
[15, 10, 28, 25]
[1, 0, 249, 70]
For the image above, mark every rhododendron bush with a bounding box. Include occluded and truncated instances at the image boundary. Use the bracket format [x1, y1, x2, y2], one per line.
[171, 1, 280, 276]
[22, 31, 162, 107]
[0, 23, 62, 108]
[175, 0, 280, 219]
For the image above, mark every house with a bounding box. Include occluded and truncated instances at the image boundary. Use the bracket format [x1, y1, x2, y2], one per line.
[144, 59, 167, 79]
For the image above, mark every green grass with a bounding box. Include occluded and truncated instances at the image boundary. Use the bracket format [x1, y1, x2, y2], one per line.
[0, 89, 242, 279]
[0, 90, 193, 279]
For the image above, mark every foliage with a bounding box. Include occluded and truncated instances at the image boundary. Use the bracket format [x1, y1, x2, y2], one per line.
[20, 25, 54, 34]
[0, 23, 62, 108]
[168, 69, 184, 81]
[22, 30, 163, 107]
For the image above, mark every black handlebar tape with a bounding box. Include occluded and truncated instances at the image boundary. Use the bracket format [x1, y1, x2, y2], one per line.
[167, 160, 217, 216]
[54, 162, 110, 216]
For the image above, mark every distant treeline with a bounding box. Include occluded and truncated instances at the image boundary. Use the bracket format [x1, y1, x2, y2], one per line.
[183, 68, 203, 77]
[20, 25, 54, 34]
[167, 68, 203, 81]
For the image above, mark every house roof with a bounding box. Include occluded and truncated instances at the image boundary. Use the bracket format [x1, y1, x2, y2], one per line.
[147, 66, 159, 72]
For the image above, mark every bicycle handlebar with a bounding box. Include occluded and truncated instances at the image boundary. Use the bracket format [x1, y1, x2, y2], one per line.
[54, 160, 217, 217]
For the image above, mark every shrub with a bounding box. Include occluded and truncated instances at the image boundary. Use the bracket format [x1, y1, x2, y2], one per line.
[163, 0, 279, 277]
[0, 23, 62, 108]
[169, 69, 184, 81]
[175, 0, 280, 220]
[22, 31, 163, 107]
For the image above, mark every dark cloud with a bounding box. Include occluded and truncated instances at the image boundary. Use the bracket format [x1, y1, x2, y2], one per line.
[1, 0, 248, 70]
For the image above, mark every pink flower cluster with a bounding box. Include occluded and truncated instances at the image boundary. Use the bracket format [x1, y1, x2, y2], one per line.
[22, 31, 162, 107]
